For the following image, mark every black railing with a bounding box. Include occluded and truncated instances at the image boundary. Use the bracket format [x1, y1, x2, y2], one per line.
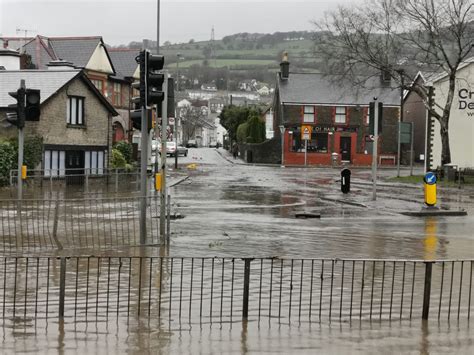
[0, 257, 471, 324]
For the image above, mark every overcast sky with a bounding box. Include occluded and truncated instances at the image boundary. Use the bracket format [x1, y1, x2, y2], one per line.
[0, 0, 360, 45]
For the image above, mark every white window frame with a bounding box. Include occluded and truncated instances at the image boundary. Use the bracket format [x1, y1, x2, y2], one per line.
[67, 96, 85, 125]
[303, 106, 315, 123]
[44, 150, 66, 176]
[335, 106, 346, 124]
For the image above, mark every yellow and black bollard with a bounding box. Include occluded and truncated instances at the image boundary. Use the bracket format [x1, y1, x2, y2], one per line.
[423, 172, 437, 207]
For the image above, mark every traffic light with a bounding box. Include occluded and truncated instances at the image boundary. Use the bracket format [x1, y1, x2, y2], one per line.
[130, 105, 152, 131]
[369, 101, 383, 135]
[132, 51, 146, 108]
[145, 53, 165, 106]
[6, 88, 25, 128]
[25, 89, 40, 121]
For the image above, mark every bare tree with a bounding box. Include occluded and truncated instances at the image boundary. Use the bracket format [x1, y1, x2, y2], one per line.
[179, 105, 206, 143]
[315, 0, 473, 165]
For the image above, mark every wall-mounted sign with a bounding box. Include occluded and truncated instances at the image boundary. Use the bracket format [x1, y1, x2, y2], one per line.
[458, 88, 474, 117]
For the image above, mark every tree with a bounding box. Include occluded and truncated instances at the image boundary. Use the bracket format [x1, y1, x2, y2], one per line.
[178, 105, 206, 143]
[219, 106, 263, 143]
[315, 0, 473, 166]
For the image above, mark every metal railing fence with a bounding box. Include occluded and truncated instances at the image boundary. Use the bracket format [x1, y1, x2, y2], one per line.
[0, 257, 471, 324]
[0, 195, 167, 251]
[9, 168, 142, 195]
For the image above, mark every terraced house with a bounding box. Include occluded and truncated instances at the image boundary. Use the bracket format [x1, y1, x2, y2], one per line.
[272, 54, 401, 166]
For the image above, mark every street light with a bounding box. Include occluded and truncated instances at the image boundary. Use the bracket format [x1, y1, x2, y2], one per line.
[175, 53, 184, 169]
[279, 125, 285, 167]
[176, 53, 183, 92]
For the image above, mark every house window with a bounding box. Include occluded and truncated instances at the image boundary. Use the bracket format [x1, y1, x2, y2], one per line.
[335, 106, 347, 124]
[91, 79, 104, 93]
[67, 96, 85, 125]
[44, 150, 65, 176]
[113, 82, 122, 106]
[303, 106, 315, 123]
[85, 150, 104, 175]
[365, 107, 370, 125]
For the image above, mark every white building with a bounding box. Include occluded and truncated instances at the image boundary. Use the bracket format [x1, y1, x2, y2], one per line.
[430, 58, 474, 168]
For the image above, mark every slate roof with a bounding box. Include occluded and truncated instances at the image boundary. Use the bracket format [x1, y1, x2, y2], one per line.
[0, 70, 79, 107]
[278, 73, 400, 106]
[0, 69, 117, 115]
[1, 36, 115, 73]
[49, 37, 102, 68]
[108, 49, 140, 80]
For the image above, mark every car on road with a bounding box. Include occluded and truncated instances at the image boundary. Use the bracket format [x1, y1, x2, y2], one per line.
[163, 141, 188, 157]
[186, 140, 198, 148]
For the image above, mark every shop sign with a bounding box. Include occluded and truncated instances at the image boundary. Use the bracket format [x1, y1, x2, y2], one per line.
[458, 88, 474, 117]
[301, 125, 312, 140]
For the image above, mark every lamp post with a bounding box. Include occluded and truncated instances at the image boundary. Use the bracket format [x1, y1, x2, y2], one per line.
[279, 125, 285, 167]
[175, 53, 183, 169]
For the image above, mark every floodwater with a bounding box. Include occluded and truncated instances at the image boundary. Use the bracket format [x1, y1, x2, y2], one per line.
[1, 318, 472, 355]
[0, 148, 473, 353]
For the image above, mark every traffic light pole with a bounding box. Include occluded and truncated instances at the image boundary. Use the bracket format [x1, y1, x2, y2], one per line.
[140, 105, 148, 244]
[372, 99, 379, 201]
[17, 79, 26, 203]
[160, 73, 168, 240]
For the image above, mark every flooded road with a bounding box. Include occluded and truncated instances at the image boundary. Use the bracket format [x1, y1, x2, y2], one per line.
[0, 148, 473, 354]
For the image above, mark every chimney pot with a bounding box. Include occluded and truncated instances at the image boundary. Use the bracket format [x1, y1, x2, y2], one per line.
[280, 51, 290, 80]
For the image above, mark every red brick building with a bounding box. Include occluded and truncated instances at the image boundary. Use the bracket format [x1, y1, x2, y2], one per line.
[272, 55, 401, 166]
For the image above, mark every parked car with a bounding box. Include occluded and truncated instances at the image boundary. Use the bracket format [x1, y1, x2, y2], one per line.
[186, 140, 198, 148]
[163, 141, 188, 157]
[209, 141, 218, 148]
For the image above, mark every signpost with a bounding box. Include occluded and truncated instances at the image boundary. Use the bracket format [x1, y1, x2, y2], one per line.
[397, 122, 414, 177]
[301, 125, 312, 166]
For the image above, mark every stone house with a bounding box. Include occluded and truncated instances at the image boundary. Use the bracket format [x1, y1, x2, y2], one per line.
[271, 54, 401, 166]
[0, 69, 118, 175]
[0, 35, 135, 143]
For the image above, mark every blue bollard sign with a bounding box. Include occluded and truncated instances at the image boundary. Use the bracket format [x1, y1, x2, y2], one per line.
[424, 172, 437, 185]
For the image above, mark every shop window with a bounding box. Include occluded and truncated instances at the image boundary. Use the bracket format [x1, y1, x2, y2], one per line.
[303, 106, 315, 123]
[335, 106, 347, 124]
[290, 128, 329, 153]
[85, 150, 105, 175]
[44, 150, 65, 176]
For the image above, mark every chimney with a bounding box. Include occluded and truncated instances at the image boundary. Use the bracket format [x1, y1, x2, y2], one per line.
[381, 66, 392, 84]
[280, 51, 290, 80]
[46, 59, 75, 70]
[3, 40, 8, 49]
[0, 48, 21, 70]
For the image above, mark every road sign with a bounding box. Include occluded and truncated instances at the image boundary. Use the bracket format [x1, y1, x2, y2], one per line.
[168, 117, 175, 126]
[400, 122, 412, 144]
[424, 172, 437, 185]
[301, 125, 312, 140]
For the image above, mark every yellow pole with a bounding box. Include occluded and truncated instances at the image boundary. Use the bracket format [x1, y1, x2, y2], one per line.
[21, 165, 27, 180]
[155, 172, 162, 191]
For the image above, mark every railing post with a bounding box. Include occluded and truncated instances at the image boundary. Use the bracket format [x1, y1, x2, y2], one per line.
[59, 257, 66, 319]
[85, 168, 89, 193]
[242, 258, 253, 320]
[115, 168, 119, 192]
[52, 199, 63, 250]
[422, 261, 433, 320]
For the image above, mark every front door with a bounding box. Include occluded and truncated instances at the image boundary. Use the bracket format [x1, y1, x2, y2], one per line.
[340, 137, 352, 162]
[65, 150, 85, 184]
